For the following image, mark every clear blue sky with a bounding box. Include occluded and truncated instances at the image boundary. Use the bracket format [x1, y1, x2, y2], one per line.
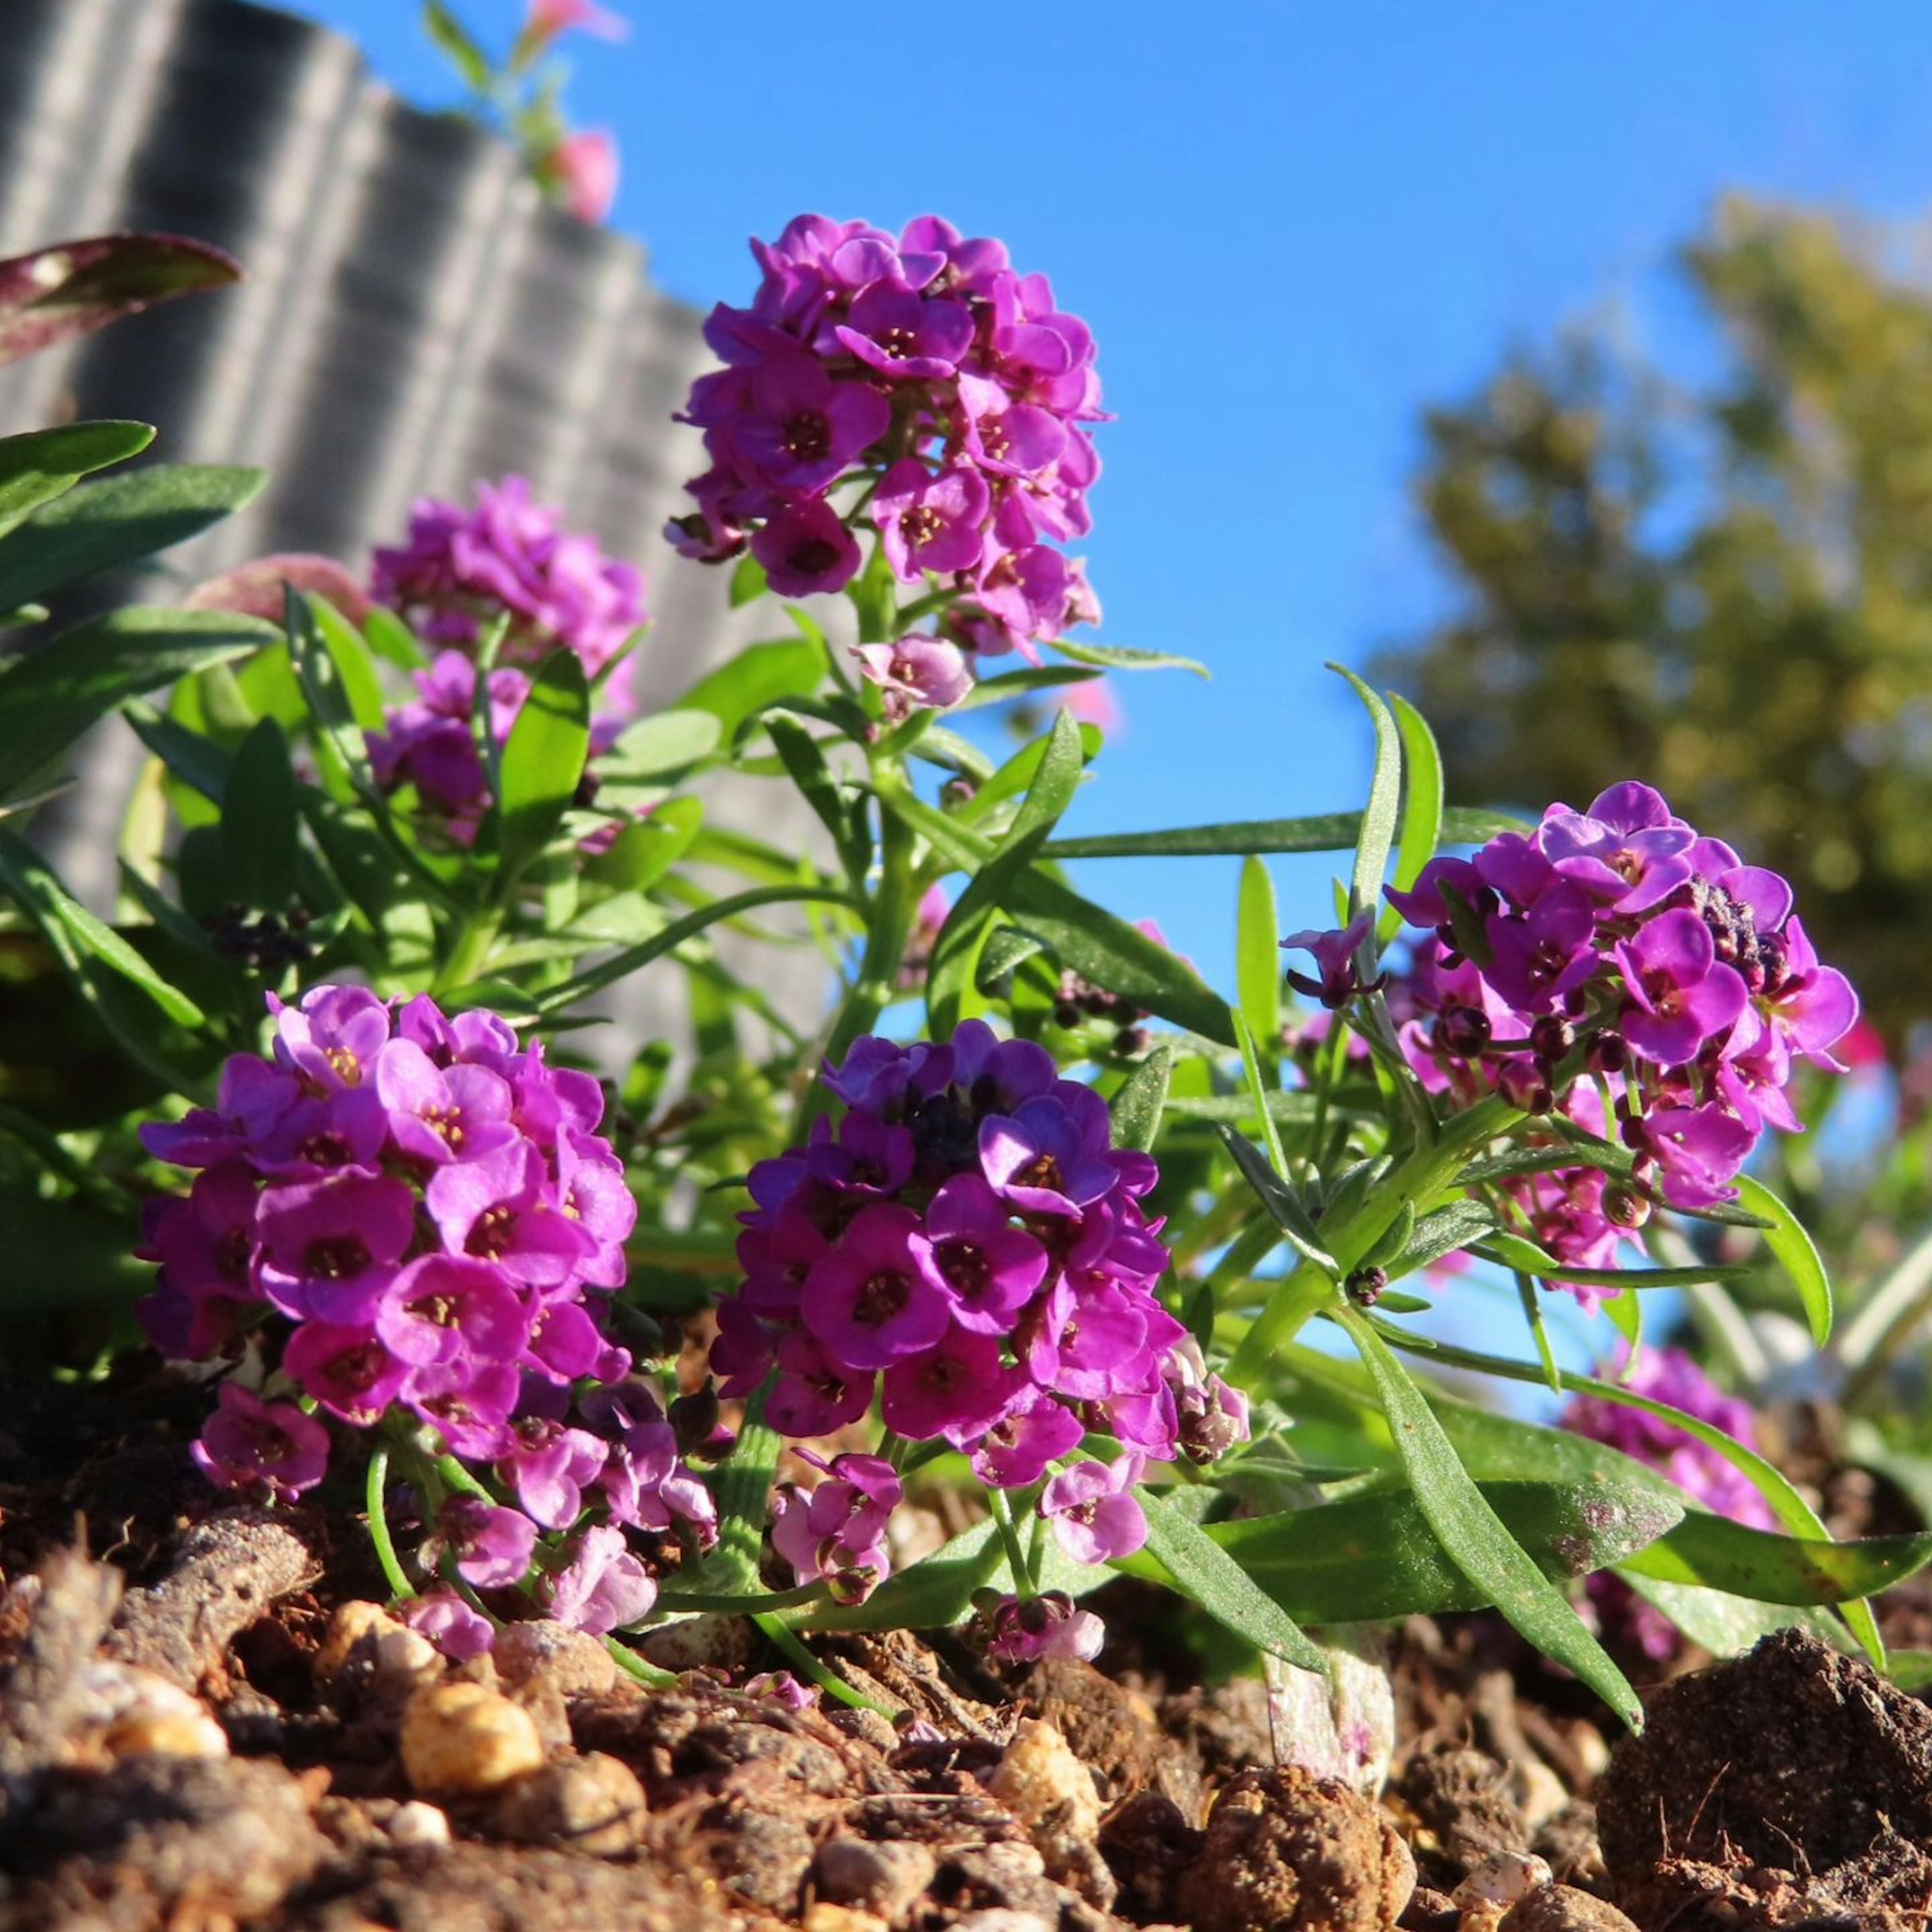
[303, 0, 1932, 991]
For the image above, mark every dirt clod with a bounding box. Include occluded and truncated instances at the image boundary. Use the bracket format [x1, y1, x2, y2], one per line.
[1496, 1883, 1638, 1932]
[495, 1750, 647, 1855]
[1596, 1627, 1932, 1929]
[400, 1681, 547, 1796]
[816, 1834, 939, 1919]
[1179, 1765, 1416, 1932]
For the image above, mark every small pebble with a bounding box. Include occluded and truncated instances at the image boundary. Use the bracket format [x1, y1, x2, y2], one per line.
[816, 1836, 938, 1919]
[492, 1620, 619, 1697]
[988, 1718, 1101, 1839]
[495, 1751, 648, 1857]
[1455, 1853, 1554, 1932]
[386, 1801, 451, 1849]
[802, 1907, 891, 1932]
[399, 1681, 546, 1795]
[951, 1914, 1057, 1932]
[74, 1661, 228, 1761]
[1499, 1884, 1640, 1932]
[314, 1601, 442, 1699]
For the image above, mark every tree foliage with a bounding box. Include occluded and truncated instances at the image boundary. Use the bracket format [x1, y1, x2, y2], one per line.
[1378, 196, 1932, 1046]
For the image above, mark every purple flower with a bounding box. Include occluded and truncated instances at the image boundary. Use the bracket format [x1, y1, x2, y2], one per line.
[544, 1524, 658, 1634]
[751, 499, 862, 597]
[377, 1254, 529, 1368]
[439, 1497, 540, 1588]
[375, 1038, 517, 1168]
[984, 1590, 1104, 1664]
[771, 1452, 903, 1605]
[498, 1418, 610, 1528]
[1484, 885, 1599, 1015]
[730, 350, 891, 494]
[835, 279, 975, 379]
[1539, 783, 1696, 913]
[1280, 913, 1378, 1009]
[880, 1329, 1021, 1444]
[1040, 1456, 1147, 1565]
[370, 475, 647, 683]
[426, 1141, 593, 1290]
[399, 1590, 496, 1660]
[910, 1175, 1047, 1334]
[1614, 911, 1748, 1065]
[973, 1388, 1085, 1488]
[852, 636, 974, 721]
[254, 1173, 415, 1324]
[979, 1091, 1118, 1216]
[875, 460, 990, 581]
[283, 1321, 408, 1425]
[190, 1383, 330, 1502]
[800, 1204, 954, 1370]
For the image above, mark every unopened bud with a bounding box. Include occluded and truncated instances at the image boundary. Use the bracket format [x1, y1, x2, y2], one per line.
[1590, 1030, 1629, 1075]
[1433, 1005, 1492, 1059]
[1346, 1266, 1388, 1308]
[1528, 1015, 1574, 1062]
[1602, 1183, 1651, 1231]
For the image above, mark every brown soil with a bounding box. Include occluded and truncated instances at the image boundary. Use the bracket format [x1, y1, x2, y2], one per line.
[1, 1371, 1926, 1932]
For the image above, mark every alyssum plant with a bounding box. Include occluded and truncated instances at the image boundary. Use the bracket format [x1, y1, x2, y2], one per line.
[2, 210, 1924, 1731]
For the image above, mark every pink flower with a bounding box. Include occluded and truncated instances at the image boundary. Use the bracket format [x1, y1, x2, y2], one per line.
[526, 0, 627, 43]
[553, 130, 620, 225]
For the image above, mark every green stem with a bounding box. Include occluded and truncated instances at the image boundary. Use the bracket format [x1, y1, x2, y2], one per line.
[986, 1487, 1036, 1598]
[605, 1636, 679, 1689]
[365, 1445, 415, 1601]
[753, 1613, 898, 1716]
[655, 1581, 826, 1615]
[1227, 1094, 1523, 1387]
[435, 906, 502, 996]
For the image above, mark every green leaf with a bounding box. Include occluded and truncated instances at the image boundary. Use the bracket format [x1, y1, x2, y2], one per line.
[1394, 1199, 1497, 1278]
[765, 715, 867, 882]
[675, 636, 822, 743]
[687, 1383, 781, 1596]
[1201, 1477, 1681, 1623]
[422, 0, 494, 91]
[848, 538, 899, 645]
[1052, 637, 1209, 679]
[1137, 1488, 1329, 1672]
[929, 711, 1086, 1034]
[1472, 1231, 1755, 1291]
[1215, 1122, 1340, 1277]
[1382, 693, 1444, 942]
[956, 664, 1103, 710]
[306, 596, 387, 733]
[1887, 1650, 1932, 1692]
[0, 464, 264, 612]
[1384, 1328, 1888, 1665]
[606, 709, 723, 776]
[728, 553, 768, 608]
[1109, 1044, 1173, 1154]
[1334, 1303, 1642, 1726]
[534, 883, 854, 1015]
[0, 830, 204, 1032]
[1041, 805, 1526, 861]
[0, 422, 154, 539]
[221, 718, 298, 910]
[583, 796, 704, 893]
[496, 649, 590, 888]
[1331, 664, 1402, 945]
[1235, 856, 1282, 1055]
[0, 608, 275, 800]
[1732, 1173, 1833, 1345]
[1620, 1570, 1845, 1658]
[1623, 1510, 1932, 1606]
[363, 604, 427, 671]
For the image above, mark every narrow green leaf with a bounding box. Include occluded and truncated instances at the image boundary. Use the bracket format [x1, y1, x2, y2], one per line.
[0, 830, 204, 1028]
[728, 553, 768, 607]
[765, 715, 868, 882]
[363, 604, 426, 670]
[1233, 1011, 1291, 1180]
[606, 708, 723, 776]
[1384, 1327, 1888, 1666]
[1109, 1043, 1173, 1154]
[1042, 805, 1526, 861]
[1623, 1511, 1932, 1606]
[688, 1384, 781, 1596]
[1381, 693, 1443, 942]
[1051, 637, 1209, 679]
[1235, 856, 1282, 1054]
[956, 664, 1103, 710]
[583, 796, 704, 893]
[1394, 1199, 1497, 1278]
[306, 596, 387, 733]
[1334, 1302, 1642, 1726]
[1733, 1173, 1833, 1345]
[497, 650, 590, 888]
[1214, 1122, 1340, 1277]
[1201, 1477, 1681, 1623]
[1138, 1488, 1329, 1673]
[0, 608, 274, 798]
[1330, 664, 1403, 943]
[0, 464, 264, 612]
[422, 0, 494, 91]
[221, 717, 298, 910]
[1620, 1571, 1846, 1658]
[0, 421, 154, 539]
[535, 883, 854, 1014]
[929, 711, 1085, 1034]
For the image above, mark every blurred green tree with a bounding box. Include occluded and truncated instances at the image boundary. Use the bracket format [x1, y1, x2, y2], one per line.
[1377, 196, 1932, 1048]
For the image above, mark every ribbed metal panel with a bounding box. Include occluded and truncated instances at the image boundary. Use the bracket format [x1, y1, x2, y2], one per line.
[0, 0, 822, 1040]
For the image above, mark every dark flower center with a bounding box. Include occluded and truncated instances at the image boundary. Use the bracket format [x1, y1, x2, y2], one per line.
[467, 1205, 516, 1260]
[787, 536, 843, 576]
[856, 1268, 911, 1326]
[902, 506, 945, 550]
[1016, 1153, 1063, 1192]
[938, 1239, 990, 1299]
[880, 325, 920, 360]
[782, 411, 830, 461]
[305, 1234, 371, 1279]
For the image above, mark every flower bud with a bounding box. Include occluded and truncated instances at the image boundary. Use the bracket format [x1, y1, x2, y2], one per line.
[1433, 1005, 1492, 1059]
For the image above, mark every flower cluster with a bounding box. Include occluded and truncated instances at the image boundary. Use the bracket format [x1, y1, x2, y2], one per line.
[1387, 782, 1857, 1286]
[367, 475, 648, 842]
[713, 1023, 1244, 1606]
[137, 986, 713, 1646]
[1563, 1346, 1776, 1658]
[672, 213, 1105, 710]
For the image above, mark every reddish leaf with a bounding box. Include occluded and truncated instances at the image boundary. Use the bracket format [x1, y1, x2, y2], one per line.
[183, 554, 371, 625]
[0, 233, 243, 367]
